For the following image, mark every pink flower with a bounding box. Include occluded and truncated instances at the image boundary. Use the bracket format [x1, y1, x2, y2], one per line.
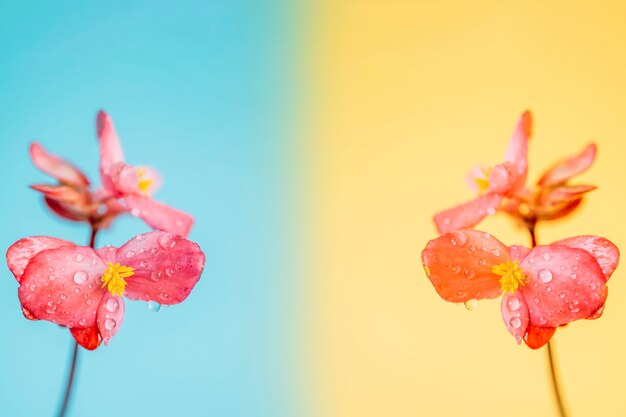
[6, 231, 205, 350]
[29, 142, 125, 228]
[29, 111, 193, 236]
[97, 111, 193, 237]
[434, 111, 597, 234]
[421, 230, 619, 348]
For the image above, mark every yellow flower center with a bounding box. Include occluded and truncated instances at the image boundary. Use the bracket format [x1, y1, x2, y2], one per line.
[101, 262, 135, 297]
[474, 166, 492, 194]
[137, 167, 153, 194]
[492, 260, 526, 294]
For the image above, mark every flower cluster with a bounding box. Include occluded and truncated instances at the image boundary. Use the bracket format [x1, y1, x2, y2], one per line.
[422, 111, 619, 348]
[6, 111, 204, 350]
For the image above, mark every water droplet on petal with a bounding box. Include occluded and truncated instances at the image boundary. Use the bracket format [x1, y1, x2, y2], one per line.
[104, 318, 116, 330]
[73, 271, 88, 284]
[506, 296, 520, 311]
[538, 269, 553, 283]
[148, 301, 161, 312]
[131, 208, 141, 216]
[559, 292, 566, 299]
[151, 271, 162, 282]
[590, 282, 597, 290]
[74, 288, 80, 294]
[105, 298, 119, 312]
[165, 268, 174, 277]
[140, 260, 149, 268]
[464, 299, 478, 310]
[509, 317, 522, 329]
[29, 283, 37, 292]
[48, 266, 54, 272]
[126, 251, 136, 259]
[160, 292, 170, 301]
[76, 254, 84, 262]
[49, 274, 56, 281]
[546, 286, 553, 292]
[542, 253, 551, 261]
[570, 273, 577, 280]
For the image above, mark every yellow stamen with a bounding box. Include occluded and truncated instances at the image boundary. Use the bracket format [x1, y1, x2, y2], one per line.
[137, 168, 153, 194]
[101, 262, 135, 297]
[474, 166, 492, 194]
[492, 260, 526, 294]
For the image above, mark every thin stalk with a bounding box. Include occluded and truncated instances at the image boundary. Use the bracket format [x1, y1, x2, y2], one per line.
[55, 227, 98, 417]
[527, 221, 569, 417]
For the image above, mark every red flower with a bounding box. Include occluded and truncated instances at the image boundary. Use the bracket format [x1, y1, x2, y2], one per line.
[421, 230, 619, 348]
[434, 111, 597, 234]
[6, 231, 205, 350]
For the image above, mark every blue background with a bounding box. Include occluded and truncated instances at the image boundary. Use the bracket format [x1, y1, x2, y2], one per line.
[0, 1, 300, 416]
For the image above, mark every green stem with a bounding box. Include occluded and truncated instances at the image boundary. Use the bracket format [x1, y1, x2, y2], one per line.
[527, 221, 569, 417]
[55, 227, 98, 417]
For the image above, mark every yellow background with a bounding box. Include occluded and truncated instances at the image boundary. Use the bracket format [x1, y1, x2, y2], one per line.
[306, 1, 626, 416]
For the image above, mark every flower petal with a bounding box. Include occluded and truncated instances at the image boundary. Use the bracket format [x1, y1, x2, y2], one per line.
[523, 325, 556, 349]
[433, 193, 503, 235]
[97, 110, 125, 194]
[30, 184, 89, 206]
[551, 236, 619, 281]
[509, 245, 531, 263]
[501, 293, 529, 344]
[70, 326, 102, 350]
[43, 198, 90, 222]
[537, 143, 597, 187]
[519, 245, 607, 327]
[18, 247, 107, 329]
[503, 111, 532, 189]
[421, 230, 508, 303]
[7, 236, 75, 283]
[29, 142, 90, 187]
[124, 194, 194, 237]
[116, 232, 205, 305]
[96, 295, 125, 345]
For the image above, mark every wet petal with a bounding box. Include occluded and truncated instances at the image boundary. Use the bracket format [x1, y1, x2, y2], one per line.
[29, 142, 90, 187]
[70, 326, 102, 350]
[433, 193, 503, 235]
[503, 111, 532, 189]
[97, 110, 125, 194]
[116, 232, 205, 305]
[519, 245, 607, 328]
[124, 194, 194, 237]
[96, 295, 125, 345]
[501, 293, 529, 344]
[540, 184, 596, 207]
[509, 245, 531, 263]
[18, 247, 107, 329]
[7, 236, 75, 283]
[421, 230, 508, 302]
[523, 325, 556, 349]
[537, 143, 597, 187]
[551, 236, 619, 281]
[487, 163, 517, 195]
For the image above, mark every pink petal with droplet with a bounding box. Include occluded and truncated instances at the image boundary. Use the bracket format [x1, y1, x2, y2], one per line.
[537, 143, 597, 187]
[97, 110, 125, 194]
[97, 295, 125, 345]
[18, 247, 107, 329]
[503, 111, 532, 190]
[433, 193, 503, 234]
[7, 236, 76, 283]
[124, 194, 194, 237]
[111, 162, 139, 195]
[421, 230, 507, 302]
[116, 231, 205, 305]
[523, 325, 556, 349]
[519, 245, 607, 328]
[501, 293, 529, 344]
[551, 236, 619, 281]
[509, 245, 531, 263]
[29, 142, 90, 187]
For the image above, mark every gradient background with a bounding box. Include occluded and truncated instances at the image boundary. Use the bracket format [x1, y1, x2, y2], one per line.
[306, 1, 626, 417]
[0, 1, 300, 417]
[3, 1, 626, 417]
